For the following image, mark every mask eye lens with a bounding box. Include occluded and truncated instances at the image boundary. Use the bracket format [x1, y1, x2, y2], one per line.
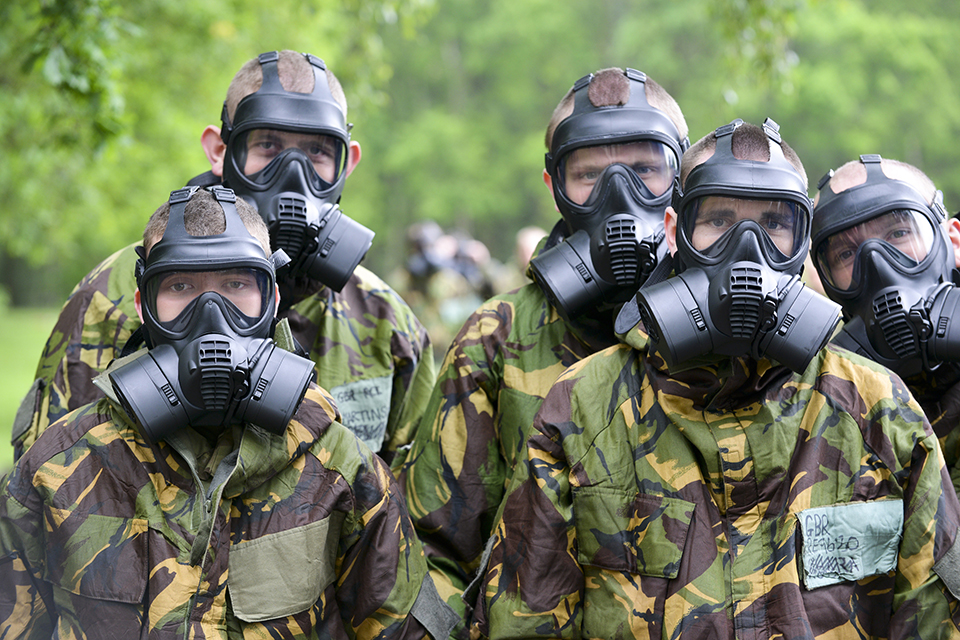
[231, 128, 347, 188]
[557, 140, 678, 206]
[146, 268, 272, 328]
[816, 209, 935, 291]
[687, 196, 804, 259]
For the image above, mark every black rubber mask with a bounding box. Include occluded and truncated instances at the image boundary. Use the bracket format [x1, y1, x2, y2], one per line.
[109, 186, 314, 441]
[221, 51, 373, 291]
[531, 68, 688, 320]
[812, 154, 958, 375]
[633, 118, 840, 373]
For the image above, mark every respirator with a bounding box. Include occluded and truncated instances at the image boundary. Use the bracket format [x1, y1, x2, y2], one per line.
[530, 68, 688, 320]
[110, 186, 315, 442]
[221, 51, 374, 292]
[634, 118, 841, 373]
[812, 154, 959, 377]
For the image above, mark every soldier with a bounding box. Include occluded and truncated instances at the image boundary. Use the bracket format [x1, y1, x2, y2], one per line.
[13, 50, 434, 464]
[395, 67, 689, 634]
[392, 222, 485, 362]
[0, 187, 456, 638]
[810, 155, 960, 495]
[475, 120, 960, 638]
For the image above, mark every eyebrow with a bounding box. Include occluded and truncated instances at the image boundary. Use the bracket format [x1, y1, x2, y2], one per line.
[698, 207, 735, 217]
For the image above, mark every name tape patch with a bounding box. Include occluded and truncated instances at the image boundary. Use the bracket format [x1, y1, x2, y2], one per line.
[799, 499, 903, 589]
[330, 374, 393, 452]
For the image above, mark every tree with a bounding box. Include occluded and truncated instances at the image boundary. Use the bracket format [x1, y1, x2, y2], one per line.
[0, 0, 435, 304]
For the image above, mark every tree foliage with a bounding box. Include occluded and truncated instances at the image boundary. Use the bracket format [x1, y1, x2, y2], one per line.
[1, 0, 958, 304]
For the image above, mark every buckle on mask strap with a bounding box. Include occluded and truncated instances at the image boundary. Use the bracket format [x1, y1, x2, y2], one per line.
[209, 185, 236, 203]
[169, 185, 200, 205]
[714, 118, 743, 139]
[762, 117, 781, 144]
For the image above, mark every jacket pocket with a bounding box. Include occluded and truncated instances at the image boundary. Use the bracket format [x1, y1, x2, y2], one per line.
[229, 513, 345, 622]
[572, 486, 694, 578]
[45, 513, 148, 603]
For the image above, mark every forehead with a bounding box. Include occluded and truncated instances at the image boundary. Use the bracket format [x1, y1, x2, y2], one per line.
[566, 141, 665, 165]
[157, 267, 259, 279]
[246, 128, 335, 143]
[826, 211, 919, 240]
[697, 196, 786, 215]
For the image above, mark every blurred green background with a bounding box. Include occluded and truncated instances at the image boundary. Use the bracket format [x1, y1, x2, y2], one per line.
[2, 0, 959, 472]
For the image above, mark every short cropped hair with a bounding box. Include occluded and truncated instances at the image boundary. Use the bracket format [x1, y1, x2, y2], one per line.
[545, 68, 688, 152]
[224, 50, 348, 122]
[680, 122, 807, 191]
[143, 189, 272, 257]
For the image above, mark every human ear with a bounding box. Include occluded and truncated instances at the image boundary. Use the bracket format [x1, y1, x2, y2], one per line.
[344, 141, 362, 178]
[946, 217, 960, 269]
[135, 289, 144, 323]
[543, 169, 561, 213]
[664, 207, 679, 256]
[201, 125, 227, 177]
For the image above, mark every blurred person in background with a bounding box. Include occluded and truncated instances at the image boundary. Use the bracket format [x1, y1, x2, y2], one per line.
[392, 221, 487, 362]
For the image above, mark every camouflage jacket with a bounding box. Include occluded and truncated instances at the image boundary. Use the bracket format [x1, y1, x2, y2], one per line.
[899, 365, 960, 500]
[0, 361, 456, 639]
[13, 241, 435, 463]
[475, 321, 960, 639]
[395, 281, 617, 632]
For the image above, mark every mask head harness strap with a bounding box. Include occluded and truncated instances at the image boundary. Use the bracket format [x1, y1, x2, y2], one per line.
[220, 51, 349, 146]
[673, 117, 812, 276]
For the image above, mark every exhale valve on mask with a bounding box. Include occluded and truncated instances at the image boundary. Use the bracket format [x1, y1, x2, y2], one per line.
[634, 118, 841, 373]
[221, 51, 374, 292]
[530, 68, 687, 321]
[812, 154, 960, 377]
[109, 186, 315, 442]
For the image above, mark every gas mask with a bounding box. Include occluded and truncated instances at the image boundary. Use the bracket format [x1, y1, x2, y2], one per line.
[635, 118, 841, 373]
[811, 154, 958, 377]
[221, 51, 374, 292]
[529, 68, 688, 321]
[109, 186, 315, 442]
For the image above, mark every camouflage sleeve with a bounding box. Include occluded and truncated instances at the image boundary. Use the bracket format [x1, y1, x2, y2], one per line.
[0, 472, 55, 637]
[12, 243, 140, 460]
[336, 437, 456, 640]
[475, 369, 585, 639]
[381, 308, 437, 464]
[890, 423, 960, 634]
[396, 303, 513, 628]
[936, 417, 960, 500]
[838, 356, 960, 634]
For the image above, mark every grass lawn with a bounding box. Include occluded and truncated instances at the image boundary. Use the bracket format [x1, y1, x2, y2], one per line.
[0, 307, 59, 475]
